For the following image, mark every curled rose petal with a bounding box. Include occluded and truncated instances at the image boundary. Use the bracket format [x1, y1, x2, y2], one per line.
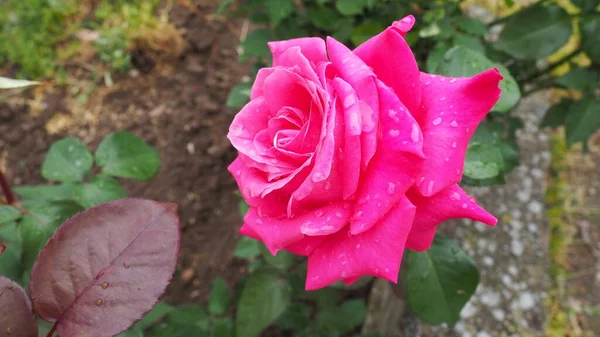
[354, 17, 421, 116]
[244, 202, 353, 255]
[406, 184, 497, 251]
[306, 196, 415, 290]
[269, 37, 328, 67]
[415, 69, 502, 196]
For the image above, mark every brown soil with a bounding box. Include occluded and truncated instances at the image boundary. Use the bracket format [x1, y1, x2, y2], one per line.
[0, 1, 249, 303]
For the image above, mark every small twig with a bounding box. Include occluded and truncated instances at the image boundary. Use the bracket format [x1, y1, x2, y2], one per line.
[0, 169, 15, 205]
[524, 48, 583, 84]
[46, 323, 57, 337]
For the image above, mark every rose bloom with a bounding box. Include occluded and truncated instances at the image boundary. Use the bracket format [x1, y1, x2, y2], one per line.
[228, 15, 499, 290]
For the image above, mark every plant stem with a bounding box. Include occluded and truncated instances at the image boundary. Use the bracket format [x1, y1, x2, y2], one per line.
[524, 48, 583, 84]
[0, 169, 15, 205]
[46, 323, 57, 337]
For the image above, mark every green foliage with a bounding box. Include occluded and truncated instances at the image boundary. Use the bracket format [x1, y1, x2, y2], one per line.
[1, 132, 160, 286]
[0, 0, 165, 79]
[403, 234, 480, 326]
[95, 131, 161, 180]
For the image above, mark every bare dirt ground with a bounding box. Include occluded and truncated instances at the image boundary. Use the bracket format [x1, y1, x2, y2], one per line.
[0, 1, 249, 303]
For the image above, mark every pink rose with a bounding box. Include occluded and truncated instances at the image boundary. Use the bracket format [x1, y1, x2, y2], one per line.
[228, 15, 499, 290]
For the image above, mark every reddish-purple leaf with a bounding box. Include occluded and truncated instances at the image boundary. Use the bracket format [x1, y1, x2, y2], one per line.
[29, 198, 181, 337]
[0, 276, 38, 337]
[0, 243, 5, 256]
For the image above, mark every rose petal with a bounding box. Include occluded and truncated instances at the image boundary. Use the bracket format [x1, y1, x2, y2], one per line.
[305, 196, 415, 290]
[406, 184, 497, 251]
[354, 19, 421, 116]
[289, 94, 345, 215]
[245, 202, 353, 255]
[350, 80, 424, 235]
[414, 69, 502, 196]
[331, 78, 362, 199]
[263, 68, 318, 115]
[285, 236, 327, 256]
[269, 37, 328, 68]
[326, 37, 379, 170]
[228, 97, 272, 163]
[272, 46, 320, 83]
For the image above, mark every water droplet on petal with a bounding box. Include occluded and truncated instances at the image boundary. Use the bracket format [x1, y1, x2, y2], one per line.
[123, 263, 130, 269]
[387, 182, 396, 195]
[389, 129, 400, 137]
[445, 157, 450, 162]
[452, 142, 457, 148]
[356, 244, 361, 249]
[354, 211, 363, 220]
[440, 96, 446, 101]
[101, 282, 109, 289]
[427, 181, 435, 195]
[335, 211, 343, 219]
[418, 176, 425, 186]
[96, 299, 103, 306]
[451, 192, 461, 201]
[462, 203, 468, 209]
[315, 210, 324, 217]
[375, 268, 380, 274]
[456, 168, 461, 175]
[432, 117, 442, 126]
[450, 120, 458, 127]
[344, 94, 356, 108]
[411, 123, 420, 142]
[341, 271, 348, 277]
[450, 78, 457, 83]
[324, 182, 332, 190]
[388, 109, 399, 121]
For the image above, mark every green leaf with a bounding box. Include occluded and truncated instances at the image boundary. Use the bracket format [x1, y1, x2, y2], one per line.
[308, 287, 342, 309]
[0, 77, 41, 89]
[236, 269, 292, 337]
[261, 244, 296, 270]
[572, 0, 599, 12]
[541, 100, 572, 128]
[135, 302, 174, 330]
[74, 175, 127, 208]
[216, 0, 236, 15]
[426, 42, 450, 73]
[565, 97, 600, 146]
[0, 221, 23, 282]
[454, 16, 488, 36]
[115, 328, 143, 337]
[227, 82, 252, 109]
[19, 215, 46, 281]
[41, 137, 93, 183]
[580, 16, 600, 63]
[150, 322, 208, 337]
[240, 29, 274, 62]
[14, 184, 78, 202]
[213, 317, 235, 337]
[438, 46, 521, 113]
[336, 0, 366, 15]
[167, 304, 210, 329]
[351, 22, 385, 46]
[307, 6, 341, 31]
[316, 299, 367, 336]
[266, 0, 294, 26]
[463, 121, 519, 182]
[95, 131, 161, 180]
[233, 236, 262, 260]
[276, 302, 312, 331]
[403, 234, 479, 326]
[452, 34, 485, 54]
[0, 205, 21, 225]
[330, 276, 373, 290]
[555, 67, 598, 91]
[494, 3, 572, 59]
[208, 277, 232, 315]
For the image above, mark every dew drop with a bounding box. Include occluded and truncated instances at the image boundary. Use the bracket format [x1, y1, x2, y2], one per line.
[389, 129, 400, 137]
[356, 244, 361, 249]
[450, 120, 458, 127]
[432, 117, 442, 126]
[341, 271, 348, 277]
[440, 96, 446, 101]
[6, 328, 12, 335]
[354, 211, 363, 220]
[96, 299, 103, 306]
[445, 157, 449, 162]
[387, 182, 396, 195]
[466, 127, 471, 132]
[418, 176, 425, 186]
[270, 158, 278, 164]
[375, 268, 380, 274]
[384, 268, 390, 273]
[427, 181, 435, 195]
[456, 168, 461, 175]
[101, 282, 109, 289]
[335, 211, 343, 219]
[388, 109, 399, 121]
[315, 210, 324, 217]
[123, 263, 131, 269]
[450, 192, 461, 201]
[324, 182, 332, 190]
[450, 78, 457, 83]
[452, 142, 457, 148]
[410, 123, 420, 142]
[462, 203, 468, 209]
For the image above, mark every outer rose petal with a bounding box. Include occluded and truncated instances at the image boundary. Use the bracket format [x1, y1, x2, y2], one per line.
[228, 98, 271, 163]
[244, 202, 353, 255]
[306, 196, 416, 290]
[354, 18, 421, 116]
[269, 37, 328, 67]
[406, 184, 497, 252]
[326, 37, 379, 171]
[285, 236, 327, 256]
[350, 80, 424, 235]
[416, 69, 502, 196]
